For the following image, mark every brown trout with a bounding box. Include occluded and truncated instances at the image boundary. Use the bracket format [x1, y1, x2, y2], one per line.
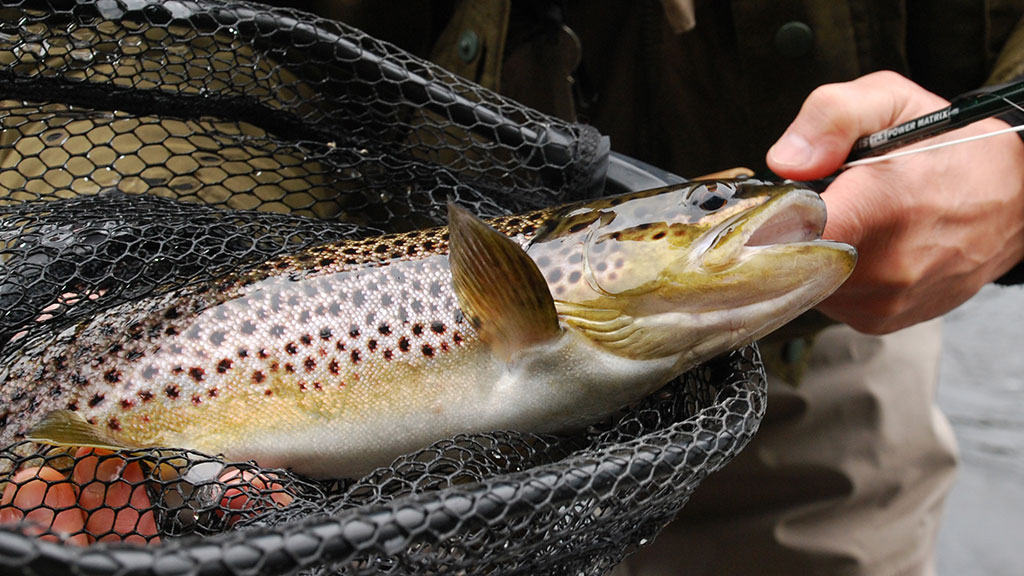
[0, 180, 855, 479]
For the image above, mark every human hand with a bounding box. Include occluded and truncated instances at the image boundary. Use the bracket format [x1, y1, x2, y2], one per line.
[766, 71, 1024, 334]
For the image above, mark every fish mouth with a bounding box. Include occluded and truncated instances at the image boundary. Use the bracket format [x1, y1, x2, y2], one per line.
[742, 189, 827, 247]
[700, 187, 829, 269]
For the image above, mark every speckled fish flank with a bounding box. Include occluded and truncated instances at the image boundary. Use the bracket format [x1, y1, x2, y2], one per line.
[1, 180, 856, 478]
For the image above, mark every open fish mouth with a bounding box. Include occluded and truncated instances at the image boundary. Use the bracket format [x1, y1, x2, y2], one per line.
[701, 187, 830, 269]
[743, 189, 827, 247]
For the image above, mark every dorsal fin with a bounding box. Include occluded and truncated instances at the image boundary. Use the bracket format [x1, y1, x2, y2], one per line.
[26, 409, 133, 451]
[447, 203, 561, 361]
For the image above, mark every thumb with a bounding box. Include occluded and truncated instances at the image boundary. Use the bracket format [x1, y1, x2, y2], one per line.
[766, 71, 949, 181]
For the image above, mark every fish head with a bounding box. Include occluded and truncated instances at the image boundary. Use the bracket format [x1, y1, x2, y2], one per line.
[525, 179, 857, 367]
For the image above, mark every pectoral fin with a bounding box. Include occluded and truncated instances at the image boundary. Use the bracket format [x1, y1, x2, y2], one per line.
[26, 410, 134, 451]
[447, 203, 561, 361]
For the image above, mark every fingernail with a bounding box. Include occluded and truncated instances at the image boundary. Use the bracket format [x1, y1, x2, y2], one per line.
[768, 132, 813, 167]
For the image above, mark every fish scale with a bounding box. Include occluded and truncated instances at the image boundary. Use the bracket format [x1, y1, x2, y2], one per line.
[1, 180, 857, 478]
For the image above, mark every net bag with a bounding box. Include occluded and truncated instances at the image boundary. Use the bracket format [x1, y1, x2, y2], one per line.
[0, 2, 767, 574]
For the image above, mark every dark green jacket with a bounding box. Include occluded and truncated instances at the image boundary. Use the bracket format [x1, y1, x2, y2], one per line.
[314, 0, 1024, 177]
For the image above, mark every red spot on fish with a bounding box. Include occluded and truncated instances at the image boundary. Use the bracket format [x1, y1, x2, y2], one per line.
[120, 399, 134, 410]
[264, 389, 273, 396]
[107, 418, 121, 431]
[253, 371, 266, 384]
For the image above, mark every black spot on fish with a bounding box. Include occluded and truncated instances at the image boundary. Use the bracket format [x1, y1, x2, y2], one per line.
[398, 337, 410, 352]
[335, 340, 346, 352]
[108, 418, 121, 431]
[217, 359, 232, 374]
[120, 399, 134, 410]
[350, 349, 361, 364]
[328, 359, 340, 375]
[569, 221, 589, 234]
[89, 393, 105, 407]
[104, 369, 121, 384]
[320, 327, 332, 340]
[378, 323, 391, 336]
[374, 244, 388, 254]
[189, 367, 205, 382]
[304, 358, 316, 372]
[258, 348, 269, 359]
[191, 395, 202, 406]
[454, 309, 465, 324]
[67, 401, 79, 411]
[421, 344, 434, 357]
[319, 258, 335, 267]
[300, 334, 313, 346]
[238, 348, 249, 358]
[285, 363, 295, 373]
[165, 385, 179, 399]
[164, 307, 180, 320]
[126, 350, 144, 362]
[253, 371, 266, 384]
[138, 391, 153, 403]
[412, 324, 424, 336]
[367, 339, 378, 352]
[652, 231, 667, 240]
[208, 388, 218, 398]
[165, 327, 179, 336]
[453, 332, 464, 345]
[349, 325, 360, 338]
[431, 321, 446, 334]
[383, 349, 394, 361]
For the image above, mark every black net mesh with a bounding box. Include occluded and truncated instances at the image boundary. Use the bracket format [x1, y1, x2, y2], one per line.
[0, 1, 767, 574]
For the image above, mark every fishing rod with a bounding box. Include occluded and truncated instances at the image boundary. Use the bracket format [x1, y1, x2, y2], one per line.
[843, 78, 1024, 167]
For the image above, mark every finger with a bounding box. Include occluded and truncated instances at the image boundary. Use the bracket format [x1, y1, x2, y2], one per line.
[1, 467, 89, 546]
[766, 71, 949, 180]
[72, 448, 161, 544]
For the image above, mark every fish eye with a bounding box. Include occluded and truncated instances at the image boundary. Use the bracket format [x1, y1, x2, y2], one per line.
[689, 183, 729, 212]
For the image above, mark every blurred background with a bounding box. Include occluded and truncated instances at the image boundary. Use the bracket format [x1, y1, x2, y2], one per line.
[936, 284, 1024, 575]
